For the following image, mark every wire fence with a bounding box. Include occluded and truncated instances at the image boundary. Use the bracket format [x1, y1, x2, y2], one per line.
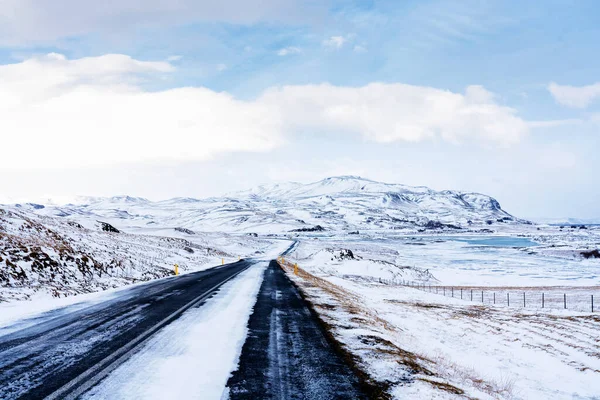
[406, 281, 598, 313]
[342, 275, 598, 313]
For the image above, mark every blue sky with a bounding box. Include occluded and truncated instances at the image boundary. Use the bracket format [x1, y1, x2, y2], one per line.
[0, 0, 598, 219]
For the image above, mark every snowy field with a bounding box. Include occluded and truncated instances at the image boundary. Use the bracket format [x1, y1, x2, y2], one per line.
[288, 229, 600, 287]
[281, 258, 600, 399]
[281, 230, 600, 399]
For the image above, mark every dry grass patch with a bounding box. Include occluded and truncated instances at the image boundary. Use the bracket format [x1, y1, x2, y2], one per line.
[417, 378, 466, 396]
[278, 259, 520, 399]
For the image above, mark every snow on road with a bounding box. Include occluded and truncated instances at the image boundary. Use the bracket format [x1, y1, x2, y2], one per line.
[82, 262, 268, 400]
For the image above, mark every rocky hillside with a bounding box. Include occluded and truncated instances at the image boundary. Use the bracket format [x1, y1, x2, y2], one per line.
[0, 207, 232, 301]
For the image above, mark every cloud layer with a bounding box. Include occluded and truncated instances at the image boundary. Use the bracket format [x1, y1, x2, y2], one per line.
[0, 0, 325, 45]
[0, 54, 284, 168]
[260, 83, 529, 145]
[548, 82, 600, 109]
[0, 54, 531, 169]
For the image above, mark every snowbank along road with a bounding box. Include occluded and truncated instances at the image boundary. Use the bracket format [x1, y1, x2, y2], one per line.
[0, 260, 253, 399]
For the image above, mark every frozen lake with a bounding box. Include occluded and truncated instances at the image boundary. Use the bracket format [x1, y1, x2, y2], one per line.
[429, 236, 539, 248]
[335, 234, 599, 287]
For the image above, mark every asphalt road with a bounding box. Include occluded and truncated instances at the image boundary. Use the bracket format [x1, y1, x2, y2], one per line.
[0, 260, 252, 400]
[227, 261, 367, 399]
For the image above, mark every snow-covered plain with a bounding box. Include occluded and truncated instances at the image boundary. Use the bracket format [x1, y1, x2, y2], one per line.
[281, 255, 600, 399]
[288, 231, 600, 287]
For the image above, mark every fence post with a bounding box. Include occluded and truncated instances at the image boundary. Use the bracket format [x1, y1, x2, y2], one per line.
[542, 293, 544, 308]
[507, 292, 510, 307]
[592, 295, 594, 312]
[523, 292, 526, 308]
[564, 293, 567, 309]
[444, 287, 446, 296]
[493, 292, 496, 304]
[470, 289, 473, 301]
[436, 286, 438, 294]
[482, 290, 484, 303]
[452, 287, 454, 297]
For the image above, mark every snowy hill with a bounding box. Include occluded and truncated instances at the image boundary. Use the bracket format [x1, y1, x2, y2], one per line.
[0, 206, 270, 301]
[15, 176, 526, 234]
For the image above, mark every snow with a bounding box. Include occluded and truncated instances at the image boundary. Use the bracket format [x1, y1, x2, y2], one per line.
[282, 257, 600, 399]
[2, 176, 599, 399]
[0, 206, 278, 301]
[344, 281, 600, 399]
[289, 233, 600, 287]
[82, 262, 268, 400]
[10, 176, 524, 235]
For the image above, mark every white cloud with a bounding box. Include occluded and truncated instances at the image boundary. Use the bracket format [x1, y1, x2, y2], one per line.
[0, 0, 326, 45]
[167, 55, 183, 62]
[216, 63, 227, 72]
[0, 54, 532, 169]
[548, 82, 600, 108]
[0, 54, 284, 169]
[259, 83, 529, 145]
[277, 47, 302, 56]
[353, 45, 367, 53]
[322, 35, 347, 49]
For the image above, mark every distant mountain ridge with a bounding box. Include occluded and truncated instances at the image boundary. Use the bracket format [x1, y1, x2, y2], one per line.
[7, 176, 527, 233]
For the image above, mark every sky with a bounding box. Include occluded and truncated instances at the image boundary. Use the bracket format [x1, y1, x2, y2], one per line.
[0, 0, 599, 219]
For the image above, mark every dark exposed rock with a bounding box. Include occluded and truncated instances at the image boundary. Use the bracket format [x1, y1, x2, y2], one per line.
[68, 221, 83, 229]
[424, 221, 461, 230]
[290, 225, 325, 232]
[98, 221, 119, 233]
[581, 249, 600, 259]
[175, 227, 195, 235]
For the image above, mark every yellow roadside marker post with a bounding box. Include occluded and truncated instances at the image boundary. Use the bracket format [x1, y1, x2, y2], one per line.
[222, 258, 224, 265]
[294, 263, 298, 275]
[174, 264, 179, 276]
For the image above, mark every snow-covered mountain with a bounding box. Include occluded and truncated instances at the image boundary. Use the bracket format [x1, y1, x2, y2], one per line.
[15, 176, 526, 234]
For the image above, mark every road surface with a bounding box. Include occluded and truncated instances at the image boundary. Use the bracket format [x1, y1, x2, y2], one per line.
[0, 260, 252, 399]
[227, 261, 367, 399]
[0, 258, 367, 399]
